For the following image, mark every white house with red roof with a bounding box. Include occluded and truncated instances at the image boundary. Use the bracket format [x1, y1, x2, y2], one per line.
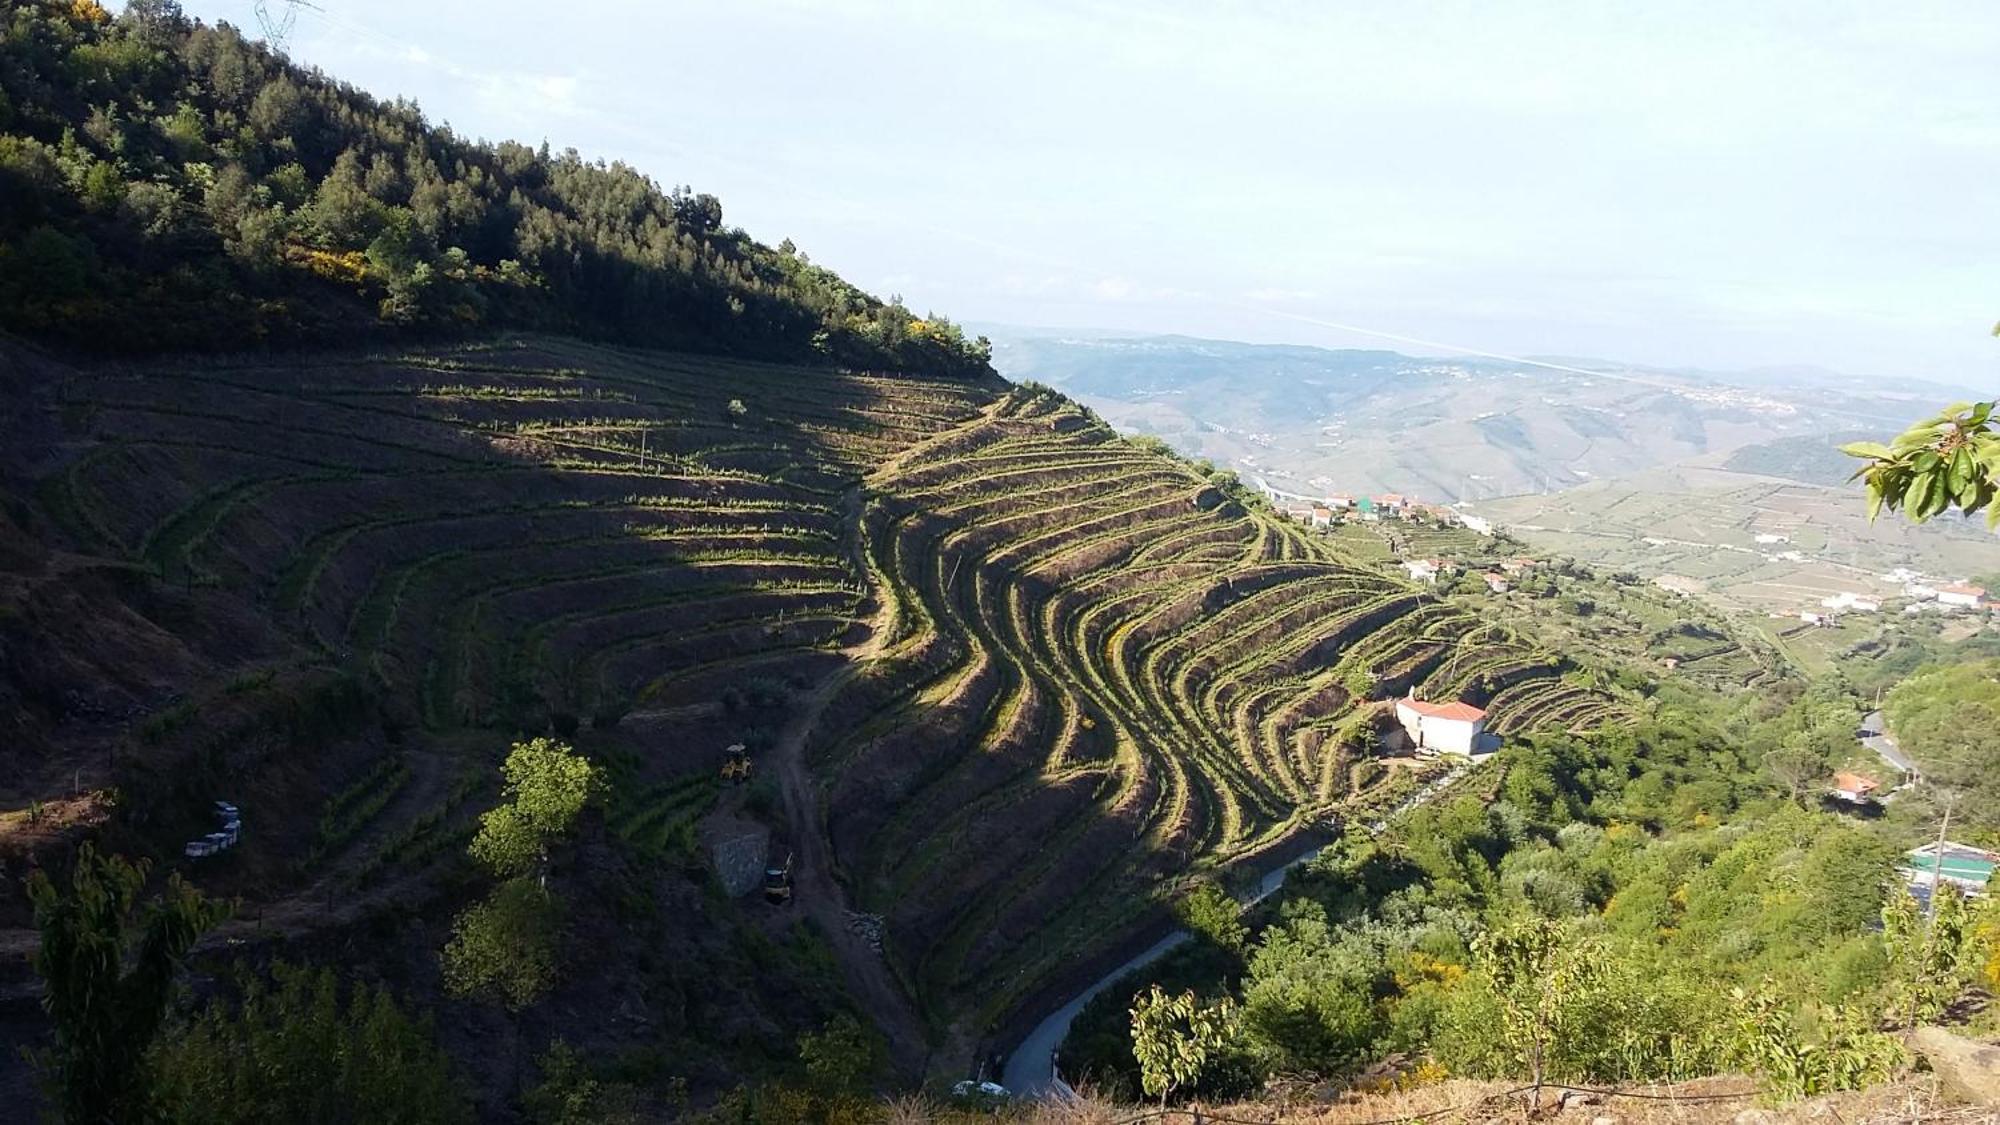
[1394, 692, 1488, 756]
[1832, 771, 1880, 804]
[1938, 584, 1987, 610]
[1404, 558, 1444, 583]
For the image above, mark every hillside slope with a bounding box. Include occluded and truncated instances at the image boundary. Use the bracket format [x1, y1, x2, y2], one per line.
[0, 333, 1635, 1094]
[0, 2, 989, 373]
[809, 386, 1623, 1038]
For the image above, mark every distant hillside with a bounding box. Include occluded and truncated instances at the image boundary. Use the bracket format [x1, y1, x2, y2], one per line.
[989, 332, 1931, 501]
[1719, 431, 1876, 486]
[0, 3, 989, 375]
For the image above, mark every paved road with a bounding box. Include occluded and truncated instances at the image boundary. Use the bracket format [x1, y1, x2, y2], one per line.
[1001, 760, 1472, 1097]
[1861, 710, 1918, 775]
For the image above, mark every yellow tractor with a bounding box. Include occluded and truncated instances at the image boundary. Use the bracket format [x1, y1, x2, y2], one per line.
[720, 743, 752, 784]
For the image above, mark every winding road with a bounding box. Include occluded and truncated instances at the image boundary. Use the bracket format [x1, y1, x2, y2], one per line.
[1001, 759, 1474, 1096]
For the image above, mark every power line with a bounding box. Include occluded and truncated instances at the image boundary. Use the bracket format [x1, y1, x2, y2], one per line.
[252, 0, 320, 53]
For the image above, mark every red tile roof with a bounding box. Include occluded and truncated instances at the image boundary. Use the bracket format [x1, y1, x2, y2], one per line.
[1941, 584, 1987, 597]
[1833, 771, 1879, 794]
[1402, 698, 1487, 722]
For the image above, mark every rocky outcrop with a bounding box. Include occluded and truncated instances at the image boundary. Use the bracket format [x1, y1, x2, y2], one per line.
[1911, 1025, 2000, 1106]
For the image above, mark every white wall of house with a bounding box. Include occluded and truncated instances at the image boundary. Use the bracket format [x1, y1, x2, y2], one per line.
[1423, 716, 1482, 755]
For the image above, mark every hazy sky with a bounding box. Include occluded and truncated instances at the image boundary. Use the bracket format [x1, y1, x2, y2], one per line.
[180, 1, 1996, 381]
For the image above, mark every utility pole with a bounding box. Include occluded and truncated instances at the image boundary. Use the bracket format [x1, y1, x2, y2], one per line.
[254, 0, 322, 53]
[1926, 793, 1955, 923]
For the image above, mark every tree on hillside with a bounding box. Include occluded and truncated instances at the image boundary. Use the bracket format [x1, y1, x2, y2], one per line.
[1726, 985, 1904, 1102]
[1882, 884, 1972, 1027]
[1762, 742, 1826, 806]
[443, 738, 602, 1009]
[468, 736, 605, 887]
[1472, 918, 1601, 1113]
[150, 961, 471, 1124]
[27, 843, 231, 1123]
[441, 878, 566, 1010]
[797, 1013, 880, 1094]
[1883, 663, 2000, 828]
[1176, 882, 1247, 955]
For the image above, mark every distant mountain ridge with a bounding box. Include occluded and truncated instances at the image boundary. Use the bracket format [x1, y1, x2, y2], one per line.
[988, 329, 1936, 502]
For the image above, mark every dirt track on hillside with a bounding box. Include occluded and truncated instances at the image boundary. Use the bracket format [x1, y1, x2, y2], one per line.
[764, 478, 936, 1077]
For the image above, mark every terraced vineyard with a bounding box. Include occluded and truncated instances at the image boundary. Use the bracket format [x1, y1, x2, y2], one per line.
[35, 342, 1625, 1046]
[813, 386, 1622, 1028]
[42, 336, 989, 852]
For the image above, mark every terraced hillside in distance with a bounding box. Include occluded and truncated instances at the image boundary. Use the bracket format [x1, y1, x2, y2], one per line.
[13, 340, 1634, 1069]
[814, 384, 1627, 1036]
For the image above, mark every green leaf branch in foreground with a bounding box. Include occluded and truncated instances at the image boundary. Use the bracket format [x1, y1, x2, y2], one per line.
[1844, 401, 2000, 525]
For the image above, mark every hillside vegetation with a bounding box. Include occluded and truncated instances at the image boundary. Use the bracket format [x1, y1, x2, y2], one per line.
[3, 334, 1632, 1070]
[0, 1, 989, 373]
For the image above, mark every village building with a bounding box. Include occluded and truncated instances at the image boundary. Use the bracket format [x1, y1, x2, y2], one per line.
[1482, 572, 1511, 594]
[1460, 514, 1494, 536]
[1283, 504, 1315, 523]
[1393, 693, 1489, 756]
[1831, 771, 1880, 803]
[1498, 557, 1536, 576]
[1820, 591, 1881, 613]
[1938, 584, 1987, 610]
[1798, 611, 1830, 627]
[1327, 494, 1354, 509]
[1376, 494, 1408, 512]
[1404, 558, 1443, 583]
[1904, 842, 1998, 898]
[1310, 506, 1333, 527]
